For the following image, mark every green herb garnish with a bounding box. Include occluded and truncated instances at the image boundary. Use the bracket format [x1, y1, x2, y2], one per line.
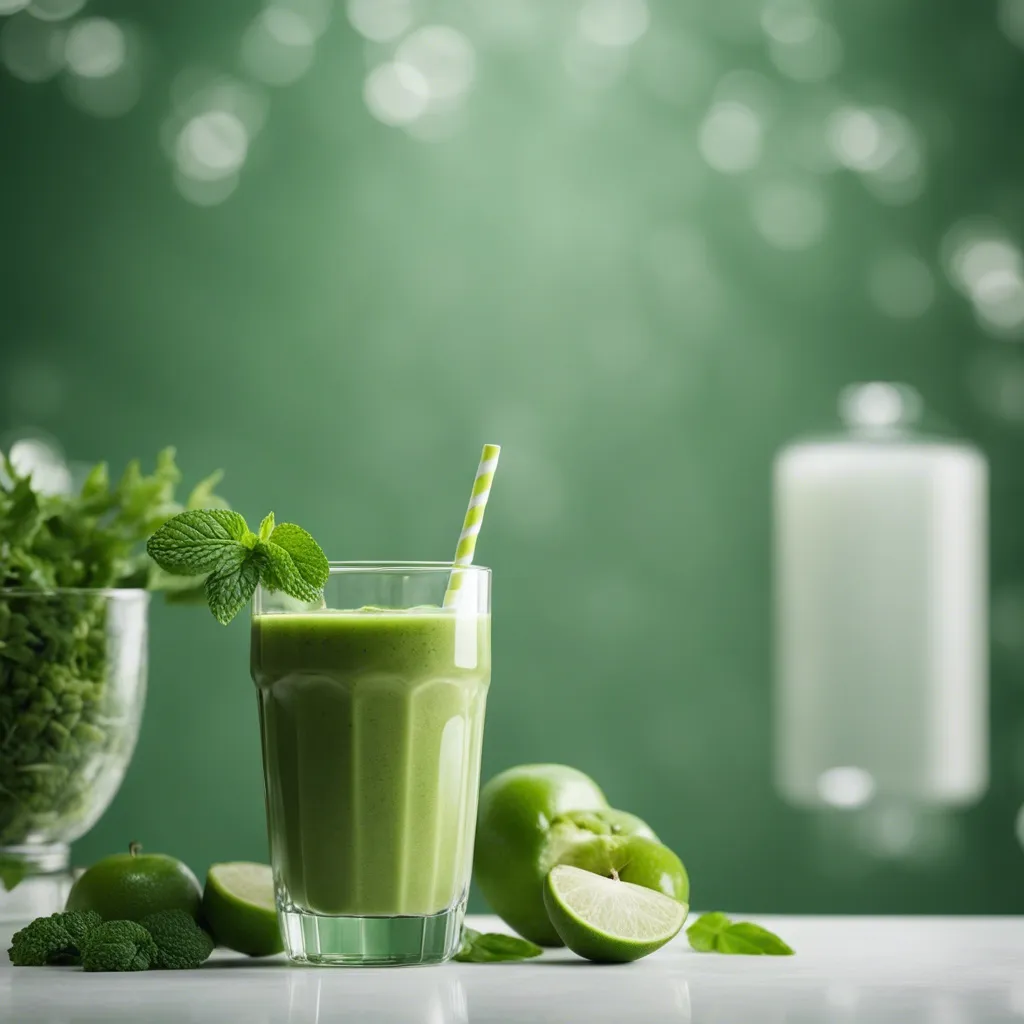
[147, 509, 329, 624]
[454, 927, 544, 963]
[686, 912, 794, 956]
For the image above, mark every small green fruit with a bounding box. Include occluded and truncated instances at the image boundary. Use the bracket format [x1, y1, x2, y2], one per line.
[66, 842, 202, 923]
[474, 764, 659, 946]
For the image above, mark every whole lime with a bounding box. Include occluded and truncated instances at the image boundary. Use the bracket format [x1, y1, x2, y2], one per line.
[65, 843, 202, 923]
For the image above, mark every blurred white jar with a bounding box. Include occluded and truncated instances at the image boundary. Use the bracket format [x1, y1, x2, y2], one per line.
[773, 383, 988, 808]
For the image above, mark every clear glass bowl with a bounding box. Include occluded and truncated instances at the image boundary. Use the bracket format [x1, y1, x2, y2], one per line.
[0, 589, 148, 920]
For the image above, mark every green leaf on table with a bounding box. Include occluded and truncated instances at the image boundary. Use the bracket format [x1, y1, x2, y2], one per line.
[686, 912, 732, 952]
[687, 913, 793, 956]
[269, 522, 330, 594]
[454, 928, 543, 963]
[147, 509, 252, 576]
[0, 856, 27, 892]
[717, 922, 794, 956]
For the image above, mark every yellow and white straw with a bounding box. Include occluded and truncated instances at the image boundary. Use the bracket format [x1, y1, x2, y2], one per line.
[443, 443, 500, 607]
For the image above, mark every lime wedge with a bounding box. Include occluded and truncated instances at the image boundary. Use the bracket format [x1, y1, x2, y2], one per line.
[543, 864, 688, 963]
[202, 862, 283, 957]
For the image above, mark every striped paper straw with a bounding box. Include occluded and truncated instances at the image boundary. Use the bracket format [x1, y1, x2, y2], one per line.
[443, 443, 501, 607]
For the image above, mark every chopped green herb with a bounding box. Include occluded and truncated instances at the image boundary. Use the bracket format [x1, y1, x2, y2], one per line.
[0, 449, 227, 861]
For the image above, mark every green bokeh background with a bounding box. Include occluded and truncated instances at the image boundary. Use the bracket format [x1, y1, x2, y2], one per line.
[2, 0, 1023, 912]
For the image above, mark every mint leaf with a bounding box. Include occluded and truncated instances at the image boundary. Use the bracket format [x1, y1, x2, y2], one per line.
[269, 522, 329, 593]
[453, 928, 543, 963]
[205, 554, 262, 625]
[258, 512, 275, 542]
[687, 914, 793, 956]
[147, 510, 250, 575]
[79, 462, 111, 510]
[146, 509, 328, 624]
[187, 470, 229, 511]
[259, 541, 322, 603]
[686, 912, 731, 952]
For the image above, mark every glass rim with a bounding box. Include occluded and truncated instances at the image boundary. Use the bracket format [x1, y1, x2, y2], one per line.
[324, 561, 490, 574]
[0, 587, 151, 599]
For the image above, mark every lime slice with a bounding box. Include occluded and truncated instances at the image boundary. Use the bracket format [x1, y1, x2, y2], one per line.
[543, 864, 688, 963]
[202, 862, 283, 957]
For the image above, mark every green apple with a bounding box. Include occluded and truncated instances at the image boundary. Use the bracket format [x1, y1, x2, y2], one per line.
[474, 764, 660, 946]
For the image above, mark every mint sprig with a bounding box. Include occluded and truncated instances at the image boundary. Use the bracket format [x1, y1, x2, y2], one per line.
[147, 509, 329, 624]
[453, 928, 543, 963]
[686, 913, 794, 956]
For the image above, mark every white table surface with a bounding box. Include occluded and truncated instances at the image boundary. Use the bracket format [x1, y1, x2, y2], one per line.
[1, 914, 1022, 1023]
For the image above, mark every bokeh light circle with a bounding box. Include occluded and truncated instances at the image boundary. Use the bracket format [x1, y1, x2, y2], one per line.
[173, 167, 239, 207]
[761, 0, 818, 45]
[27, 0, 84, 22]
[65, 18, 125, 78]
[8, 435, 71, 496]
[241, 6, 316, 86]
[346, 0, 412, 43]
[698, 101, 762, 173]
[0, 11, 66, 82]
[578, 0, 650, 48]
[363, 61, 429, 126]
[176, 110, 249, 182]
[395, 25, 475, 102]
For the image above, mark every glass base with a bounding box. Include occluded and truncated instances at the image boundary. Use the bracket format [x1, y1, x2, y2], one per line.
[0, 844, 74, 924]
[280, 897, 466, 966]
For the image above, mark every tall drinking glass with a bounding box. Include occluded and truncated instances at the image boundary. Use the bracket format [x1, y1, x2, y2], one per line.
[250, 563, 491, 966]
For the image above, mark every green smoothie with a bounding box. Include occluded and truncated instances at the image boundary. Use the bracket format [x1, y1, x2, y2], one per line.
[251, 608, 489, 918]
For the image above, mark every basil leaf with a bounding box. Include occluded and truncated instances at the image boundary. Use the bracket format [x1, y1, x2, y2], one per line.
[686, 912, 732, 952]
[687, 913, 793, 956]
[717, 922, 794, 956]
[453, 928, 543, 963]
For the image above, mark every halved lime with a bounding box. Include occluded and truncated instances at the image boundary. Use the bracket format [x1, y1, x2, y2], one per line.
[202, 862, 283, 957]
[543, 864, 688, 963]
